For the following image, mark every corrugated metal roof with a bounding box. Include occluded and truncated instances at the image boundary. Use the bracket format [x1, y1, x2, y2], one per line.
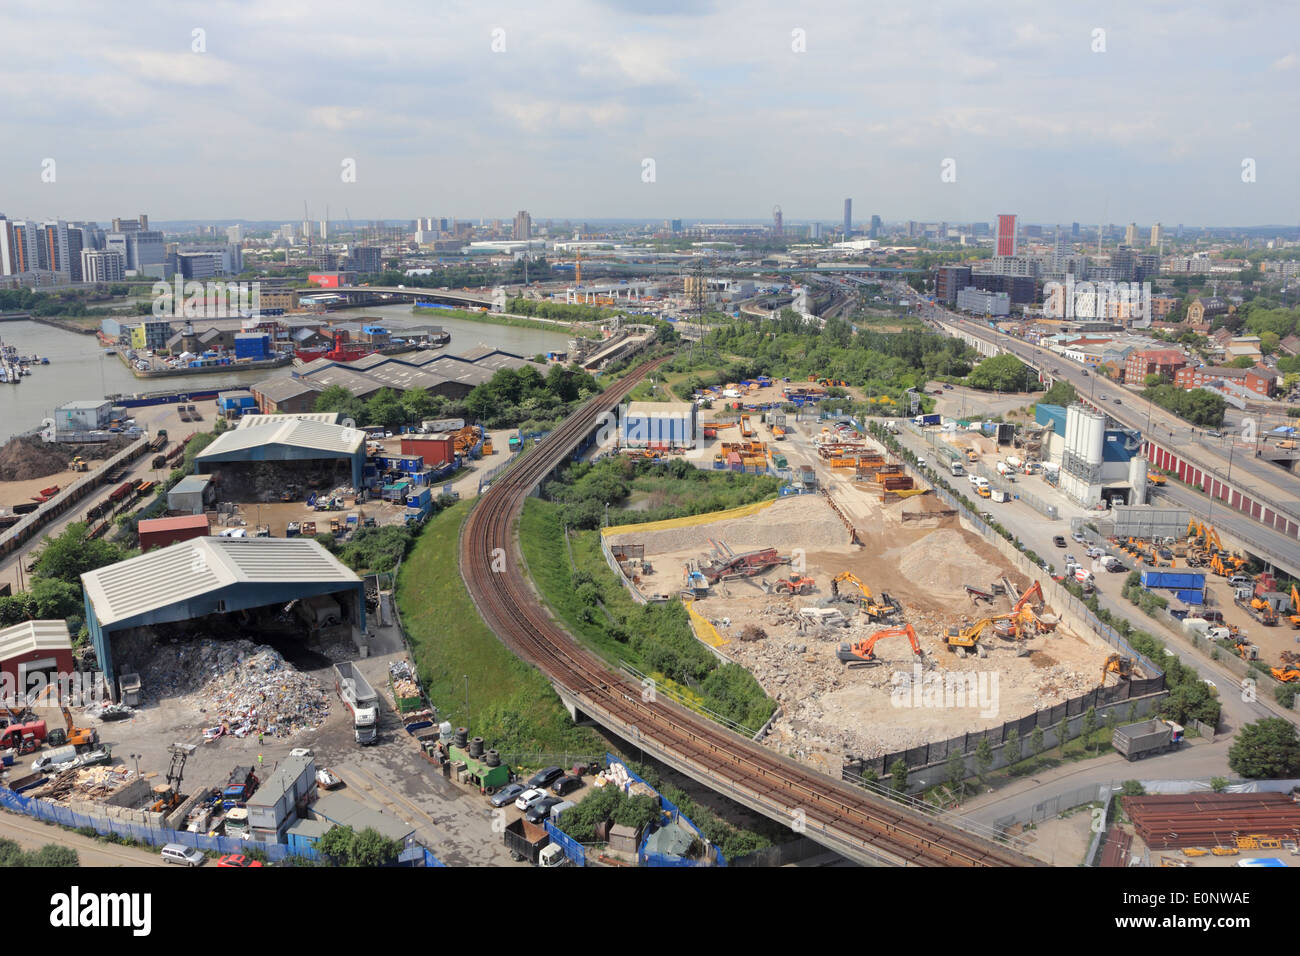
[196, 418, 365, 459]
[0, 620, 73, 662]
[81, 537, 360, 628]
[170, 475, 212, 494]
[236, 412, 341, 429]
[311, 791, 414, 842]
[137, 514, 210, 533]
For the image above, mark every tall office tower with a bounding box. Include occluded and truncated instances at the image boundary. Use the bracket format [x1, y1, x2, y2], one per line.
[66, 226, 85, 281]
[1111, 245, 1136, 281]
[226, 224, 244, 243]
[772, 205, 783, 236]
[1124, 222, 1138, 246]
[809, 222, 822, 239]
[843, 199, 852, 236]
[1071, 221, 1080, 237]
[513, 210, 532, 240]
[1150, 222, 1162, 248]
[38, 221, 70, 275]
[870, 214, 882, 238]
[995, 214, 1018, 256]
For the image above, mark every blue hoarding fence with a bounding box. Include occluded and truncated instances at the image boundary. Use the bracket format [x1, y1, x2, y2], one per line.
[544, 819, 586, 867]
[0, 787, 445, 867]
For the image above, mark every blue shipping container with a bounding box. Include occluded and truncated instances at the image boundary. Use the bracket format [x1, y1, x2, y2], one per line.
[1141, 571, 1205, 590]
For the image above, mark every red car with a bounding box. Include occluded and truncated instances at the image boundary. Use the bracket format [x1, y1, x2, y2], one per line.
[217, 854, 263, 868]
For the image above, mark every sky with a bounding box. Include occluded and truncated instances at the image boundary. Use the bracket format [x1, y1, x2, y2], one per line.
[2, 0, 1298, 226]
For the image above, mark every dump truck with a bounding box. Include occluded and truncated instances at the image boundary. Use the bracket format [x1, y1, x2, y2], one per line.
[333, 662, 379, 745]
[504, 816, 551, 865]
[1112, 718, 1183, 761]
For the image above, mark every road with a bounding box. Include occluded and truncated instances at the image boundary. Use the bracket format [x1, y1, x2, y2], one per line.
[887, 420, 1294, 740]
[0, 811, 167, 866]
[0, 400, 200, 594]
[915, 298, 1300, 577]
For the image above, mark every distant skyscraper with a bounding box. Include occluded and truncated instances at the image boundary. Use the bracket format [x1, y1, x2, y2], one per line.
[513, 210, 532, 240]
[670, 219, 682, 233]
[1071, 222, 1080, 237]
[995, 214, 1018, 256]
[843, 199, 852, 236]
[1124, 223, 1138, 246]
[810, 222, 822, 239]
[1150, 222, 1162, 248]
[870, 215, 882, 238]
[226, 224, 244, 243]
[81, 249, 125, 283]
[350, 246, 382, 273]
[772, 205, 783, 236]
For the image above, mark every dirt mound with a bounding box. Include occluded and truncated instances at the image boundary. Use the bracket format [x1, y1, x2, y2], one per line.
[0, 436, 74, 481]
[895, 527, 1012, 594]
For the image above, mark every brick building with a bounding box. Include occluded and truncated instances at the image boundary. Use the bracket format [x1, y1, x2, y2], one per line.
[1124, 348, 1187, 385]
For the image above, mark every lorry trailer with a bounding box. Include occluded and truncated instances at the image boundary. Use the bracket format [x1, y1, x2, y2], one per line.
[333, 662, 379, 745]
[1112, 718, 1183, 761]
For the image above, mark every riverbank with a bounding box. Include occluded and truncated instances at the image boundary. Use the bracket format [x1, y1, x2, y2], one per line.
[113, 348, 295, 379]
[32, 316, 98, 335]
[411, 305, 590, 336]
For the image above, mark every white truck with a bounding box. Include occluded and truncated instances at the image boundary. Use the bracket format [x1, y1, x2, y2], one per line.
[333, 662, 379, 745]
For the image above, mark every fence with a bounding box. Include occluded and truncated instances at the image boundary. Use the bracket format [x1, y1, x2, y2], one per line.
[544, 818, 586, 867]
[0, 434, 151, 560]
[495, 752, 604, 771]
[990, 782, 1109, 835]
[609, 754, 726, 867]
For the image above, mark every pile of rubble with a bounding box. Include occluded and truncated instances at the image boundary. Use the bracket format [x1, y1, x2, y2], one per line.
[135, 638, 330, 738]
[34, 764, 136, 802]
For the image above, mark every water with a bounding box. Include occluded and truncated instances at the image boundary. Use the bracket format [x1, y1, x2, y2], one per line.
[0, 307, 572, 441]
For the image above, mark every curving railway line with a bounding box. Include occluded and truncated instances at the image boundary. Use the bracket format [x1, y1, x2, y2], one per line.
[461, 356, 1038, 867]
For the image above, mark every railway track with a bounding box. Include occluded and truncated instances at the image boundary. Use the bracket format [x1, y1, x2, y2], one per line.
[461, 357, 1037, 866]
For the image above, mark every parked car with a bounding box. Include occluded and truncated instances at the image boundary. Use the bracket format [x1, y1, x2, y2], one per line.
[216, 853, 263, 868]
[1107, 562, 1128, 573]
[1207, 430, 1222, 438]
[1053, 535, 1067, 548]
[525, 796, 564, 825]
[942, 384, 953, 390]
[550, 774, 582, 797]
[490, 783, 526, 808]
[515, 787, 547, 812]
[525, 766, 565, 790]
[1072, 531, 1085, 543]
[1086, 546, 1105, 559]
[161, 844, 206, 867]
[1113, 399, 1121, 405]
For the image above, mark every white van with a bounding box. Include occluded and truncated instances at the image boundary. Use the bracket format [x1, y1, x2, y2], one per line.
[161, 843, 206, 866]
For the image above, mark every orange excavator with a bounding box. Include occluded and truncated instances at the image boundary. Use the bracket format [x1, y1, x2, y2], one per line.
[994, 581, 1059, 640]
[34, 685, 98, 751]
[837, 624, 924, 667]
[1272, 652, 1300, 683]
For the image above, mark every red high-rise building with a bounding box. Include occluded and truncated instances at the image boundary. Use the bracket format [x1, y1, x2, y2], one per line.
[995, 214, 1018, 257]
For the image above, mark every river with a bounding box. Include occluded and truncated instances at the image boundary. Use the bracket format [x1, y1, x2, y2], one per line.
[0, 306, 572, 441]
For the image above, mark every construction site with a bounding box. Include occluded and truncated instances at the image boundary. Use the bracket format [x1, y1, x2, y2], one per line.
[1101, 792, 1300, 868]
[603, 412, 1129, 777]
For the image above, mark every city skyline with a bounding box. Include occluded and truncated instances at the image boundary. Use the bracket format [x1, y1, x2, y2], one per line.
[2, 1, 1298, 224]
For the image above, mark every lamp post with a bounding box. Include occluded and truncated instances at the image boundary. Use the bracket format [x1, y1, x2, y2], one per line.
[463, 674, 469, 726]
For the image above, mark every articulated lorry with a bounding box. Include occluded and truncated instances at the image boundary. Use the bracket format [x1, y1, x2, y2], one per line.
[333, 662, 379, 745]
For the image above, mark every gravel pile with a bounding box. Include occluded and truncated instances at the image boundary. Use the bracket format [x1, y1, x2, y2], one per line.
[608, 495, 851, 555]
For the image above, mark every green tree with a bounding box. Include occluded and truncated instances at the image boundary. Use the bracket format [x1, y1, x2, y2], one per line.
[26, 844, 79, 867]
[974, 737, 994, 781]
[1030, 726, 1045, 760]
[0, 838, 23, 867]
[945, 751, 967, 796]
[1004, 728, 1021, 766]
[1039, 381, 1077, 405]
[32, 522, 136, 587]
[1081, 706, 1099, 753]
[1210, 776, 1229, 793]
[966, 353, 1035, 393]
[1228, 718, 1300, 778]
[889, 758, 909, 794]
[1120, 780, 1146, 797]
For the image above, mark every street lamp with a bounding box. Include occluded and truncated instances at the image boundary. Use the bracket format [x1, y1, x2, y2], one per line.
[130, 753, 141, 778]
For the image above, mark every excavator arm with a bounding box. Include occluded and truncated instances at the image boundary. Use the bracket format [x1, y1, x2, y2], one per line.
[838, 624, 923, 665]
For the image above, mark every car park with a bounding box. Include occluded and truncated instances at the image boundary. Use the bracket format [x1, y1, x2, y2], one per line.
[525, 796, 564, 824]
[551, 774, 582, 797]
[526, 766, 565, 790]
[515, 787, 547, 812]
[490, 783, 526, 808]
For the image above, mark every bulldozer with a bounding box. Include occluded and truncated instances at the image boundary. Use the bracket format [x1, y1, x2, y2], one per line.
[837, 623, 925, 668]
[829, 572, 902, 622]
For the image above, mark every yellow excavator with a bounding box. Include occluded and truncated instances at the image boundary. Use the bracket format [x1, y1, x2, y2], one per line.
[1272, 651, 1300, 683]
[34, 684, 99, 751]
[1290, 585, 1300, 630]
[1102, 653, 1134, 683]
[830, 572, 902, 622]
[944, 616, 1014, 657]
[837, 624, 924, 668]
[994, 581, 1059, 640]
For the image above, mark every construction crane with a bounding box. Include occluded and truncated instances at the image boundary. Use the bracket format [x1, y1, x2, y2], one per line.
[34, 684, 98, 751]
[829, 572, 901, 622]
[837, 624, 924, 668]
[150, 742, 196, 813]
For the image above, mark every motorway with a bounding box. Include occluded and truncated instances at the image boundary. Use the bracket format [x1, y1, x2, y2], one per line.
[916, 299, 1300, 578]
